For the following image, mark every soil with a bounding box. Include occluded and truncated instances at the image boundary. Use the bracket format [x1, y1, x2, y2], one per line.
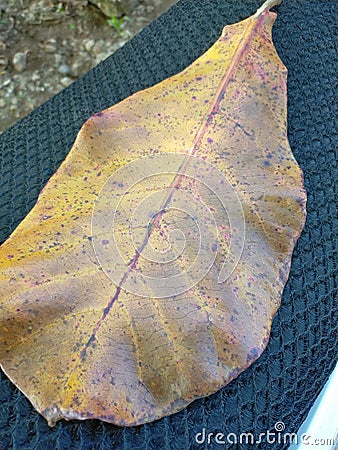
[0, 0, 177, 133]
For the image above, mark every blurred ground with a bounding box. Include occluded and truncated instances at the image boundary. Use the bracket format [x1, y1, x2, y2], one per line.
[0, 0, 177, 133]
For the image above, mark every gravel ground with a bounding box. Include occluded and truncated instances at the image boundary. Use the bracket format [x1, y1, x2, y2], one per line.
[0, 0, 177, 133]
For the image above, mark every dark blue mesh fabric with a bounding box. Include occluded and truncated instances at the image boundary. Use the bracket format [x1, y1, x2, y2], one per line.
[0, 1, 337, 449]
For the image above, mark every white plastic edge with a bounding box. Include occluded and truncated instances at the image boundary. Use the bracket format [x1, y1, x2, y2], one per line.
[289, 362, 338, 450]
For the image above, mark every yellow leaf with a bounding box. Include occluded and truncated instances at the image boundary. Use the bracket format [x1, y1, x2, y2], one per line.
[0, 0, 306, 426]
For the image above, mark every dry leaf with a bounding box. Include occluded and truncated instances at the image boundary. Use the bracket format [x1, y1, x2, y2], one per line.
[0, 0, 306, 426]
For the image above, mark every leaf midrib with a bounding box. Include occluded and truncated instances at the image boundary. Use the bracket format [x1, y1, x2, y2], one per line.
[64, 11, 266, 388]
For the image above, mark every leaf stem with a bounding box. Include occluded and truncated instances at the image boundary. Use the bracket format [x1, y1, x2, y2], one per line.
[254, 0, 282, 18]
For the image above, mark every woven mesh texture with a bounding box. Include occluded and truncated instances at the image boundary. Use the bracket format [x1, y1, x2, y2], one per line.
[0, 0, 337, 449]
